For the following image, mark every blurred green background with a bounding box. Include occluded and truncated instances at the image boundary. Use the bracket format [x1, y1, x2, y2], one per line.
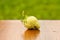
[0, 0, 60, 20]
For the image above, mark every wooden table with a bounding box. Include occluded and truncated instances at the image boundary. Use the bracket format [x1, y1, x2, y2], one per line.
[0, 20, 60, 40]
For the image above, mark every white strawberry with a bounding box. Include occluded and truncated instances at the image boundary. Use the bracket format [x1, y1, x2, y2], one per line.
[23, 16, 40, 30]
[21, 11, 40, 30]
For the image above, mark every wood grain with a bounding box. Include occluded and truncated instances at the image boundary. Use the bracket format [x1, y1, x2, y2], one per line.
[0, 20, 60, 40]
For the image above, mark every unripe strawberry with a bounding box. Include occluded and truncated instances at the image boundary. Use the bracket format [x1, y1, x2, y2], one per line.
[23, 16, 40, 30]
